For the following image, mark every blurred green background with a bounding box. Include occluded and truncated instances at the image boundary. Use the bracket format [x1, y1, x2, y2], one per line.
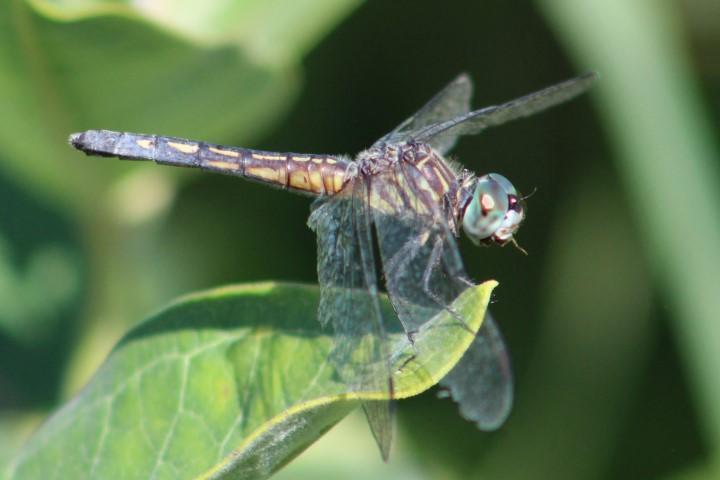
[1, 0, 719, 478]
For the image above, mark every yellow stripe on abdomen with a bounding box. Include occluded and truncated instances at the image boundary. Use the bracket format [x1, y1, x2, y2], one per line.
[246, 166, 281, 183]
[199, 142, 350, 195]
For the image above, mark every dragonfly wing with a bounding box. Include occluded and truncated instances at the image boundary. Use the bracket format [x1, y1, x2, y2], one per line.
[308, 177, 395, 461]
[368, 162, 513, 427]
[439, 311, 513, 430]
[369, 166, 468, 333]
[375, 73, 473, 155]
[414, 72, 597, 147]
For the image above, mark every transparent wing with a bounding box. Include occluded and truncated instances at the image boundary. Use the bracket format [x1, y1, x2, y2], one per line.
[375, 73, 473, 155]
[368, 161, 513, 427]
[439, 311, 513, 430]
[369, 164, 468, 332]
[414, 72, 597, 148]
[307, 177, 395, 461]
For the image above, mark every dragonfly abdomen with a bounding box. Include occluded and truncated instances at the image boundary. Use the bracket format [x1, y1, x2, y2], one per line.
[70, 130, 351, 195]
[242, 150, 351, 195]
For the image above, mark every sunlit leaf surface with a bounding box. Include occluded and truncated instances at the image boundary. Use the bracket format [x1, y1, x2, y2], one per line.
[8, 281, 495, 479]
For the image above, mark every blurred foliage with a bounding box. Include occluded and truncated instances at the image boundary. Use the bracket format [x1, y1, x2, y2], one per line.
[1, 0, 719, 479]
[540, 0, 720, 469]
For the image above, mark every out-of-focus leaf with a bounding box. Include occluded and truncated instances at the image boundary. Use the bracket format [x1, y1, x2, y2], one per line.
[8, 281, 496, 479]
[0, 236, 81, 343]
[538, 0, 720, 461]
[0, 166, 86, 408]
[0, 0, 359, 211]
[0, 169, 83, 344]
[29, 0, 360, 66]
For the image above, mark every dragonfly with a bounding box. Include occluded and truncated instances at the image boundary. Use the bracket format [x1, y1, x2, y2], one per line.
[70, 71, 596, 460]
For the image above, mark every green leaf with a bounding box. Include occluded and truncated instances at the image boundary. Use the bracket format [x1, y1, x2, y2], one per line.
[0, 0, 358, 210]
[0, 170, 83, 344]
[28, 0, 361, 65]
[7, 281, 496, 479]
[0, 413, 44, 474]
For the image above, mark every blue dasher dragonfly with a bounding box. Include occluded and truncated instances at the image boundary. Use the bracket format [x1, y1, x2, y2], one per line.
[70, 72, 596, 460]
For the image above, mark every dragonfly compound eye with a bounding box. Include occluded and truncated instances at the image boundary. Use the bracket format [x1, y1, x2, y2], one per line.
[463, 173, 524, 245]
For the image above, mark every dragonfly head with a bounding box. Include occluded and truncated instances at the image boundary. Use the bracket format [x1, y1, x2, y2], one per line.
[462, 173, 525, 246]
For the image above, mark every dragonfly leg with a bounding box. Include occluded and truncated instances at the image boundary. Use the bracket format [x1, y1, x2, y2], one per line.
[396, 353, 417, 374]
[421, 236, 474, 334]
[383, 230, 427, 279]
[457, 275, 475, 288]
[382, 233, 430, 344]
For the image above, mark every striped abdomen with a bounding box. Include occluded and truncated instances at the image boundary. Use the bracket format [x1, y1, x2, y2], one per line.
[70, 130, 351, 196]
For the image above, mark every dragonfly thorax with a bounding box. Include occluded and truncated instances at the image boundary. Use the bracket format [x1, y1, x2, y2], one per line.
[356, 142, 434, 175]
[462, 173, 525, 246]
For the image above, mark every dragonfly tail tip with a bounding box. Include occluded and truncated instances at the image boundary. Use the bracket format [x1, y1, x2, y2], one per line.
[68, 132, 81, 145]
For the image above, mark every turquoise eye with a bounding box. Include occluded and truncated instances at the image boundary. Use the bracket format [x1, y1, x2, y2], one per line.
[491, 174, 517, 197]
[462, 173, 523, 245]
